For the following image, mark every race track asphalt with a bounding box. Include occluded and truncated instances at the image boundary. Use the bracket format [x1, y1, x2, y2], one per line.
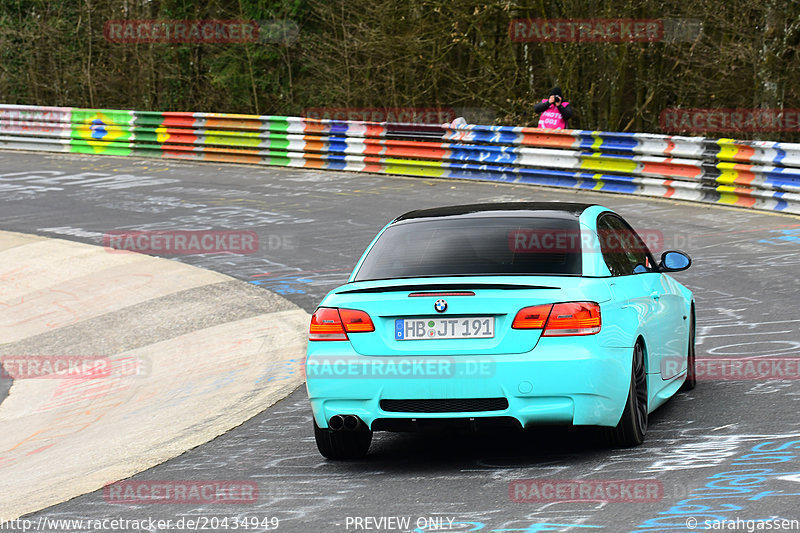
[2, 150, 799, 533]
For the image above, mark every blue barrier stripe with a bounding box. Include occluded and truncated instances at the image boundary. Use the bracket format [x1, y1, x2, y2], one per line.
[774, 146, 787, 165]
[597, 140, 640, 153]
[579, 150, 637, 160]
[328, 139, 348, 153]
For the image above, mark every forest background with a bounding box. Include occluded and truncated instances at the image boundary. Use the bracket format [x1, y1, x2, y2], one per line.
[1, 0, 797, 139]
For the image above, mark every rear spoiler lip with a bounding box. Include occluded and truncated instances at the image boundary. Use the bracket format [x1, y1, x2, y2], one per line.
[335, 283, 561, 295]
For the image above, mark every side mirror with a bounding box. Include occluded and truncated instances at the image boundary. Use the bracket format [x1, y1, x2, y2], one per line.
[660, 250, 691, 272]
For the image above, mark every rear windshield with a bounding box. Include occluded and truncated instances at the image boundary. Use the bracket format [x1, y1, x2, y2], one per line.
[354, 217, 582, 281]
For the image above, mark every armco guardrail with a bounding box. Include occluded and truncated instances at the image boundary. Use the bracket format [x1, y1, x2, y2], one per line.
[1, 103, 799, 215]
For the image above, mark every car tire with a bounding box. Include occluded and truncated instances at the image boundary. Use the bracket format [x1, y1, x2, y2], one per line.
[607, 341, 648, 447]
[680, 310, 697, 391]
[314, 419, 373, 460]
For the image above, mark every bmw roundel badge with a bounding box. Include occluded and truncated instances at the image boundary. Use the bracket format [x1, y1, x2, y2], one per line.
[434, 299, 448, 313]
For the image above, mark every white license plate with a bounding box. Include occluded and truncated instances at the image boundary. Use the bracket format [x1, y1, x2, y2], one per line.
[395, 317, 495, 340]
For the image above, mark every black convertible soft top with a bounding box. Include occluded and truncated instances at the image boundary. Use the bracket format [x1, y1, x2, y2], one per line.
[394, 202, 597, 222]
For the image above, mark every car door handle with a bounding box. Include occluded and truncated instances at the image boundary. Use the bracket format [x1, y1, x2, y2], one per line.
[650, 291, 660, 300]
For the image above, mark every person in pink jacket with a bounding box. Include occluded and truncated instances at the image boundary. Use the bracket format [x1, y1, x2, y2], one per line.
[533, 87, 573, 129]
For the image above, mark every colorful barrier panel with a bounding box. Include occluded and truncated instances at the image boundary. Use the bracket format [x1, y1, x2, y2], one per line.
[1, 103, 799, 214]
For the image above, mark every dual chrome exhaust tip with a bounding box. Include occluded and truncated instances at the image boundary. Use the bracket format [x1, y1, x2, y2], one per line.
[328, 414, 364, 431]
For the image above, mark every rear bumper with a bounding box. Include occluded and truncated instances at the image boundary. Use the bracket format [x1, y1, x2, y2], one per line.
[306, 337, 632, 429]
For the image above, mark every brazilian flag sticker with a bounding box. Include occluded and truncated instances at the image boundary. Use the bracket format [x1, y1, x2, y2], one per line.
[70, 109, 134, 155]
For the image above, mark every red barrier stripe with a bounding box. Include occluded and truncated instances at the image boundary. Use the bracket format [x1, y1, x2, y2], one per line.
[161, 113, 197, 128]
[642, 161, 701, 179]
[363, 143, 384, 155]
[733, 144, 757, 162]
[304, 141, 325, 152]
[732, 187, 757, 206]
[303, 121, 328, 134]
[364, 124, 386, 137]
[161, 132, 198, 144]
[520, 133, 576, 148]
[203, 117, 262, 130]
[160, 143, 196, 152]
[732, 165, 756, 185]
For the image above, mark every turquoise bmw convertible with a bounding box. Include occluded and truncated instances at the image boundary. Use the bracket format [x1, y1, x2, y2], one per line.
[306, 203, 695, 459]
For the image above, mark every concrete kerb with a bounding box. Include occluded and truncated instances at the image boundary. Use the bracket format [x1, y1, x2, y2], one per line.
[0, 230, 309, 520]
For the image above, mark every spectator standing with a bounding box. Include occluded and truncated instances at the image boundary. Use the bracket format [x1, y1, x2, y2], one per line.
[534, 87, 573, 129]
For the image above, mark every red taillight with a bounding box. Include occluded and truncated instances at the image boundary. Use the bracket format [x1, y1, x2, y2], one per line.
[542, 302, 601, 336]
[339, 308, 375, 333]
[309, 308, 374, 341]
[512, 302, 601, 336]
[309, 308, 347, 341]
[512, 304, 553, 329]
